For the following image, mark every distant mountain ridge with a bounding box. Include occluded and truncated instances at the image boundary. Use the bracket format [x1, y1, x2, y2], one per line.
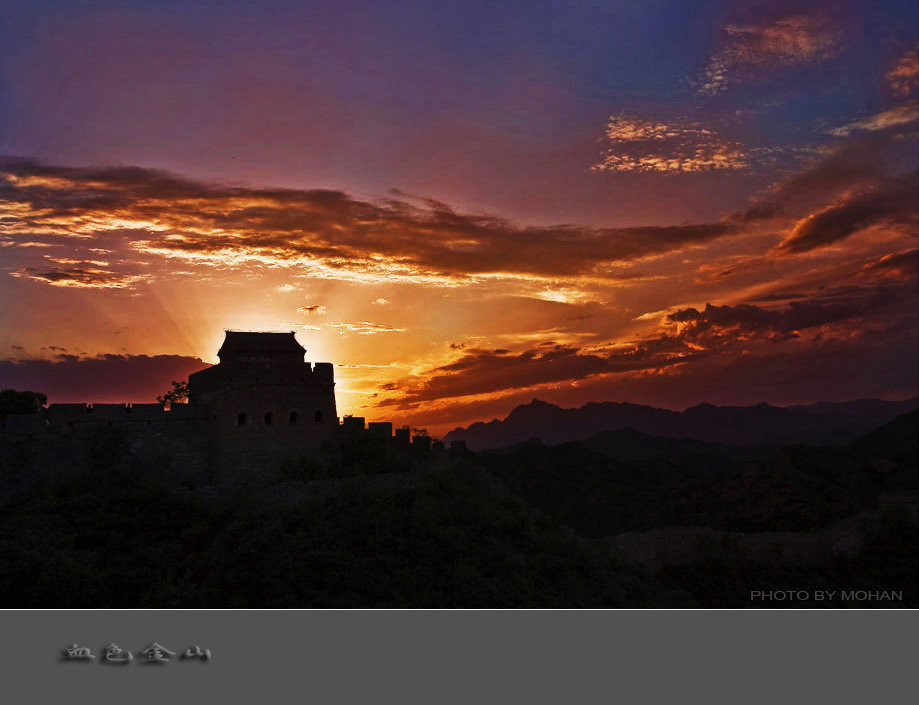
[443, 397, 919, 450]
[474, 409, 919, 538]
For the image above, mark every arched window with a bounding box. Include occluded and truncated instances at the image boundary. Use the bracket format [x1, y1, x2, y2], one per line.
[314, 410, 323, 424]
[264, 412, 274, 425]
[237, 412, 248, 426]
[289, 411, 299, 424]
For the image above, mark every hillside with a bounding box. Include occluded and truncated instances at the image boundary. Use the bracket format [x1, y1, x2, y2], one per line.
[479, 411, 919, 537]
[0, 410, 914, 608]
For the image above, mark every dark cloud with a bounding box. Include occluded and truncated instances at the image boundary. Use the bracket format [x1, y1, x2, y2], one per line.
[297, 304, 327, 315]
[727, 203, 780, 224]
[667, 285, 905, 343]
[560, 331, 918, 411]
[3, 153, 913, 288]
[692, 255, 766, 283]
[10, 265, 147, 289]
[732, 132, 904, 225]
[378, 284, 913, 409]
[775, 173, 918, 254]
[376, 342, 697, 408]
[0, 157, 741, 284]
[380, 317, 918, 426]
[717, 129, 918, 259]
[750, 292, 810, 302]
[0, 353, 208, 403]
[427, 319, 918, 429]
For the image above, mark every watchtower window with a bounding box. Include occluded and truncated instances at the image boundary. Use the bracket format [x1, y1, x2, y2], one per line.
[314, 410, 323, 424]
[237, 412, 248, 426]
[264, 412, 274, 425]
[289, 411, 299, 424]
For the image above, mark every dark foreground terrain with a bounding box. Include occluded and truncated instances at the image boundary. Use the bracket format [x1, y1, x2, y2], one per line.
[0, 411, 916, 608]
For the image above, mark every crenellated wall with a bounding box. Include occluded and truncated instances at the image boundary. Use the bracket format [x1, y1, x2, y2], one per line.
[0, 402, 212, 496]
[0, 333, 444, 488]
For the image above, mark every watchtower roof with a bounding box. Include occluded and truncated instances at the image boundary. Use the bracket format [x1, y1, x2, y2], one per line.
[217, 331, 305, 360]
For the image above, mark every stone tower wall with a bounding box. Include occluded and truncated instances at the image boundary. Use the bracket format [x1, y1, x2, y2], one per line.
[187, 334, 338, 483]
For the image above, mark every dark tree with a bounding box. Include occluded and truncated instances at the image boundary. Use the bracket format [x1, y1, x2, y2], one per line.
[0, 389, 47, 418]
[157, 380, 190, 407]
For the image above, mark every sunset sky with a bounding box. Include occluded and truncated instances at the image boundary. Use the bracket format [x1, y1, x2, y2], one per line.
[1, 0, 917, 435]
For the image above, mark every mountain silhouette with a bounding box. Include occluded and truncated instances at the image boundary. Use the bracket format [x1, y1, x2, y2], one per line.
[476, 409, 919, 539]
[443, 397, 919, 450]
[847, 409, 919, 465]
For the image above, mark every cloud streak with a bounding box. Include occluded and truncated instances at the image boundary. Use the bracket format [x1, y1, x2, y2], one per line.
[375, 342, 697, 408]
[0, 157, 743, 289]
[327, 321, 406, 335]
[829, 104, 919, 137]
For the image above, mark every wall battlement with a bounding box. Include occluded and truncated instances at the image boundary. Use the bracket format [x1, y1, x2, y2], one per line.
[44, 402, 207, 424]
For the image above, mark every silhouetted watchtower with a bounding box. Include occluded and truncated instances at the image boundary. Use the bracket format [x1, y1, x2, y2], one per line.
[188, 331, 338, 482]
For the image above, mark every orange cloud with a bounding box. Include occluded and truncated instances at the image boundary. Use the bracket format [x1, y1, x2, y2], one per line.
[887, 47, 919, 97]
[0, 158, 742, 290]
[850, 249, 919, 280]
[829, 104, 919, 136]
[375, 342, 696, 408]
[696, 14, 841, 95]
[375, 280, 913, 414]
[775, 173, 918, 255]
[1, 145, 914, 431]
[664, 290, 897, 346]
[592, 115, 749, 173]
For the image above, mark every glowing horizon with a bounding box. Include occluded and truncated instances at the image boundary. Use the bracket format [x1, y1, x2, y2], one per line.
[1, 1, 916, 437]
